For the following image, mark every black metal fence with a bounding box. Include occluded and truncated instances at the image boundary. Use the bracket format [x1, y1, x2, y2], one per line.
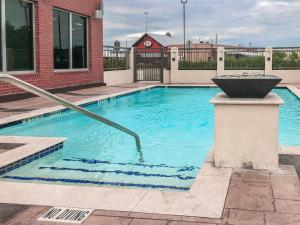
[224, 48, 265, 70]
[134, 48, 170, 82]
[272, 47, 300, 70]
[103, 46, 130, 71]
[179, 48, 217, 70]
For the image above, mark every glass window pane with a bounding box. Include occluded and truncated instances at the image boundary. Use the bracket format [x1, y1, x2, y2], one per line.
[72, 14, 87, 69]
[6, 0, 34, 71]
[53, 9, 70, 69]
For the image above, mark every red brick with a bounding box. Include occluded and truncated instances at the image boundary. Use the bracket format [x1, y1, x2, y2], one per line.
[0, 0, 103, 96]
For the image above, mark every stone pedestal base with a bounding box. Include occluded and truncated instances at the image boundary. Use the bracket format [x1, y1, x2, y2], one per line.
[211, 93, 284, 170]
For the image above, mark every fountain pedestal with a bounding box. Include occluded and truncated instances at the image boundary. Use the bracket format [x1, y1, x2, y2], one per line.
[211, 93, 284, 170]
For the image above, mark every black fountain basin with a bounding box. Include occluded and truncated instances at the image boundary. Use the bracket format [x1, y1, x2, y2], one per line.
[212, 74, 282, 98]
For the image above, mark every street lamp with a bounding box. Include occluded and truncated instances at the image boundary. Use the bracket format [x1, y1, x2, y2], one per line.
[181, 0, 188, 58]
[144, 12, 149, 33]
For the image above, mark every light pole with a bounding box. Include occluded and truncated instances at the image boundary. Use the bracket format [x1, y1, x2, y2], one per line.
[144, 12, 149, 33]
[181, 0, 187, 58]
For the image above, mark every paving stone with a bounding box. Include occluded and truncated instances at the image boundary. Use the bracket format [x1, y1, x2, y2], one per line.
[279, 155, 294, 165]
[295, 165, 300, 178]
[93, 209, 130, 217]
[272, 165, 297, 176]
[181, 209, 228, 224]
[275, 199, 300, 214]
[12, 206, 49, 219]
[129, 212, 182, 221]
[265, 212, 300, 225]
[271, 174, 300, 200]
[82, 215, 132, 225]
[2, 217, 37, 225]
[129, 218, 169, 225]
[225, 180, 274, 211]
[231, 171, 271, 183]
[0, 204, 30, 224]
[168, 221, 216, 225]
[293, 156, 300, 166]
[227, 209, 264, 225]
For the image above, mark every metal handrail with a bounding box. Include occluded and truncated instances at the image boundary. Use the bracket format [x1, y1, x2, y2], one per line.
[0, 74, 143, 161]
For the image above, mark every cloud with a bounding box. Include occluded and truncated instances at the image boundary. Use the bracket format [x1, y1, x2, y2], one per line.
[103, 0, 300, 47]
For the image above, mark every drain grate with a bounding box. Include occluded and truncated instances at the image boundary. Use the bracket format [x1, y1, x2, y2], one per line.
[38, 207, 93, 224]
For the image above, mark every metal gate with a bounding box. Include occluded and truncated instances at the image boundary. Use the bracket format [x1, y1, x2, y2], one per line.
[134, 48, 170, 82]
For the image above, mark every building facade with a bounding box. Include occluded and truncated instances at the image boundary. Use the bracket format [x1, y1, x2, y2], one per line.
[132, 33, 172, 52]
[0, 0, 103, 97]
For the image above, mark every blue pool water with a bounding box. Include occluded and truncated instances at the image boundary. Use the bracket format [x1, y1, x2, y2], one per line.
[0, 87, 299, 190]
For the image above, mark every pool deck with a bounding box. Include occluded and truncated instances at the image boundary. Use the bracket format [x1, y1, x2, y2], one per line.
[1, 167, 300, 225]
[0, 83, 300, 224]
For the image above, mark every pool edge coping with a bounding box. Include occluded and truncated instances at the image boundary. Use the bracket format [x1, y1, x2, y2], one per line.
[0, 136, 66, 173]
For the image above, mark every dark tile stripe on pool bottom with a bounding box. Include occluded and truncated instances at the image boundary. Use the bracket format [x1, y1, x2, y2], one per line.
[2, 176, 190, 191]
[38, 166, 195, 181]
[63, 157, 198, 172]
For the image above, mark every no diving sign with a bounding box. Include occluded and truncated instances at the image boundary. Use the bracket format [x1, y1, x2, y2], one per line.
[38, 207, 93, 224]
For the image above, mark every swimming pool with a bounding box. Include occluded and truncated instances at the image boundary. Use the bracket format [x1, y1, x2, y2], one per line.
[0, 87, 299, 190]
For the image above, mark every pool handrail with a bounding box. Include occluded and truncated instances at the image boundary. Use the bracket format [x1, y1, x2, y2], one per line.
[0, 73, 143, 161]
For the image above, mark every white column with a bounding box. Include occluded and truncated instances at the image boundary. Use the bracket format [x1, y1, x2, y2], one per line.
[265, 47, 273, 75]
[170, 47, 179, 83]
[217, 47, 225, 76]
[130, 47, 135, 82]
[211, 93, 284, 170]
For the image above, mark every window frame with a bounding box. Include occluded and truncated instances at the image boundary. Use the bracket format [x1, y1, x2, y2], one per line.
[53, 8, 89, 72]
[1, 0, 36, 74]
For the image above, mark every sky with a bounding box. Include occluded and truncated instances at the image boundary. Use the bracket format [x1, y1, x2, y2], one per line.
[103, 0, 300, 47]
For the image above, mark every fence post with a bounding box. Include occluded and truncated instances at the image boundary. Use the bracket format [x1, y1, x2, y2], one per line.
[131, 47, 136, 82]
[217, 47, 225, 76]
[265, 47, 273, 75]
[170, 47, 179, 83]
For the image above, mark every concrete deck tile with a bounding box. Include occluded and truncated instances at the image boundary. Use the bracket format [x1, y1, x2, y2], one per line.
[231, 170, 271, 183]
[134, 175, 230, 218]
[198, 162, 232, 177]
[271, 174, 300, 200]
[128, 212, 182, 221]
[279, 146, 300, 156]
[225, 180, 275, 211]
[82, 215, 132, 225]
[181, 208, 228, 224]
[129, 218, 169, 225]
[0, 182, 148, 212]
[275, 199, 300, 214]
[227, 209, 265, 225]
[264, 212, 300, 225]
[92, 209, 131, 217]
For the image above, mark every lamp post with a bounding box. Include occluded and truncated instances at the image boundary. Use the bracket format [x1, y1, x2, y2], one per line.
[181, 0, 187, 59]
[144, 12, 149, 33]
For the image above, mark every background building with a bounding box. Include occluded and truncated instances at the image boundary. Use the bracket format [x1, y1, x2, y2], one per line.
[0, 0, 103, 98]
[132, 33, 173, 51]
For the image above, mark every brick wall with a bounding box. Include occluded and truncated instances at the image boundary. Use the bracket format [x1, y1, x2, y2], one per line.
[0, 0, 103, 96]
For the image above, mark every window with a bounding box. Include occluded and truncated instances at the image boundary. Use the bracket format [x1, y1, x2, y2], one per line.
[53, 10, 70, 69]
[1, 0, 34, 72]
[72, 14, 87, 69]
[53, 8, 88, 70]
